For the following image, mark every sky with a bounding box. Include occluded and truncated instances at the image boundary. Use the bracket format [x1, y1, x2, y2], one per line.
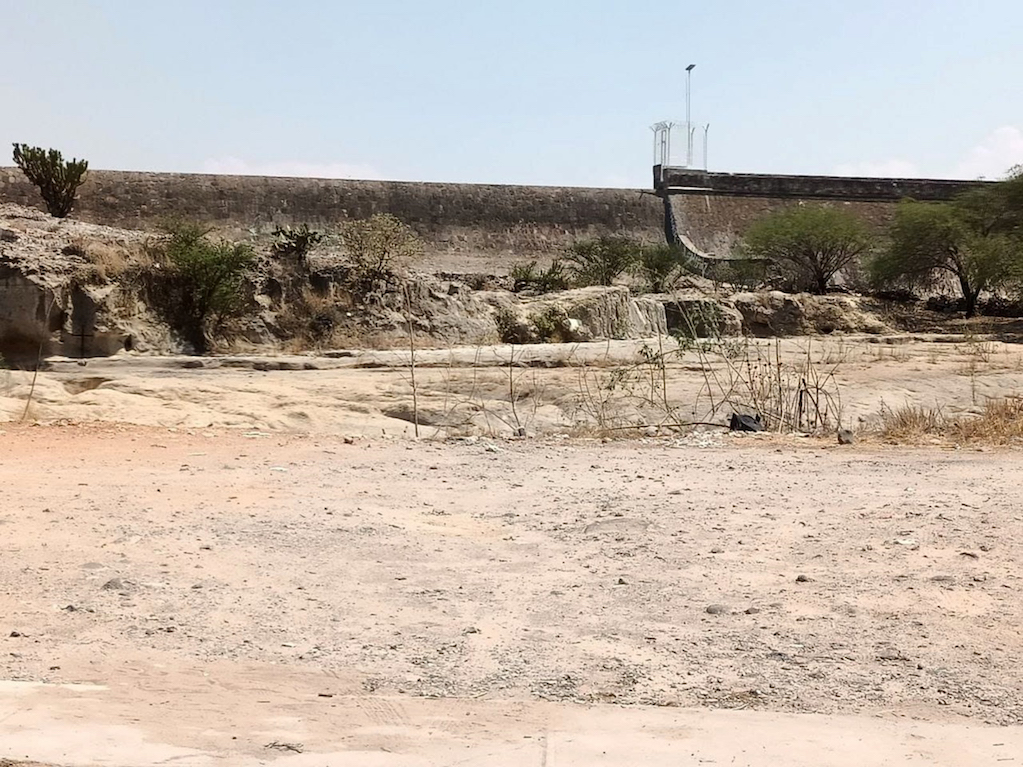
[3, 0, 1022, 188]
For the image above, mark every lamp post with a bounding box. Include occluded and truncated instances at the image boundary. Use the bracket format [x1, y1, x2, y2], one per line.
[685, 64, 696, 166]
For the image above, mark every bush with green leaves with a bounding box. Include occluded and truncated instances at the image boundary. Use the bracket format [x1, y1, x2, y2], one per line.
[341, 213, 423, 293]
[705, 257, 770, 292]
[511, 259, 570, 293]
[271, 223, 323, 262]
[635, 243, 694, 293]
[741, 205, 873, 294]
[147, 223, 256, 354]
[529, 305, 569, 343]
[12, 143, 89, 218]
[564, 236, 642, 287]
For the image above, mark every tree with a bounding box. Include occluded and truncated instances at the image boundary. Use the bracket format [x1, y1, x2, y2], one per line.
[741, 205, 873, 294]
[564, 236, 641, 287]
[872, 199, 1021, 318]
[955, 166, 1023, 242]
[12, 144, 89, 218]
[341, 213, 423, 292]
[149, 223, 256, 353]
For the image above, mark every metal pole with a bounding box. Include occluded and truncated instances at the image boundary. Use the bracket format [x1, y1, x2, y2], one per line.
[704, 124, 710, 170]
[685, 64, 696, 166]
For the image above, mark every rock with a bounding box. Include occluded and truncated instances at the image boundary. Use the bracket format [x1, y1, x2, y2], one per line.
[710, 547, 724, 554]
[745, 607, 761, 615]
[643, 425, 659, 437]
[9, 631, 23, 638]
[795, 574, 813, 583]
[657, 293, 744, 337]
[837, 428, 855, 445]
[731, 291, 889, 337]
[705, 604, 730, 615]
[512, 286, 668, 342]
[616, 577, 628, 586]
[101, 577, 133, 592]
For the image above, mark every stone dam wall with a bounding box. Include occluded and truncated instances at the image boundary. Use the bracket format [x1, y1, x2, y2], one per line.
[0, 168, 664, 274]
[1, 167, 993, 271]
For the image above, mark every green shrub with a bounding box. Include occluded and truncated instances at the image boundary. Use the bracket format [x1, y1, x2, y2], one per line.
[272, 224, 323, 262]
[635, 244, 697, 293]
[564, 236, 642, 286]
[147, 223, 256, 354]
[511, 259, 570, 293]
[12, 143, 89, 218]
[529, 305, 569, 342]
[494, 307, 520, 343]
[706, 257, 770, 291]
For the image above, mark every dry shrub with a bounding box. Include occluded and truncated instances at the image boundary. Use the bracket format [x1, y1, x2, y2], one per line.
[66, 237, 150, 282]
[876, 403, 945, 442]
[955, 397, 1023, 443]
[878, 397, 1023, 445]
[275, 288, 348, 350]
[691, 337, 843, 434]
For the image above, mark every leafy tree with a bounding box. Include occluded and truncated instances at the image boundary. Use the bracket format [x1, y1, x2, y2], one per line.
[12, 144, 89, 218]
[741, 205, 873, 294]
[149, 223, 256, 353]
[564, 236, 642, 287]
[956, 166, 1023, 239]
[341, 213, 423, 292]
[871, 198, 1021, 318]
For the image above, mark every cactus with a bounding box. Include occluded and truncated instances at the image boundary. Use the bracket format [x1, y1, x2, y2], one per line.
[12, 143, 89, 218]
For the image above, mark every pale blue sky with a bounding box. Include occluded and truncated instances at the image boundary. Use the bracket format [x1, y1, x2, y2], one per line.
[3, 0, 1022, 187]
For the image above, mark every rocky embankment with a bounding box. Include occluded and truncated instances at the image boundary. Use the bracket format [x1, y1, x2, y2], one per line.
[1, 203, 892, 365]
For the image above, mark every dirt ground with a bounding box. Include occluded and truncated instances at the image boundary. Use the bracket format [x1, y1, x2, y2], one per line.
[2, 415, 1023, 765]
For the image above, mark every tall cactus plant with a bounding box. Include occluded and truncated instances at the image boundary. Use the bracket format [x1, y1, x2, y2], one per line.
[12, 144, 89, 219]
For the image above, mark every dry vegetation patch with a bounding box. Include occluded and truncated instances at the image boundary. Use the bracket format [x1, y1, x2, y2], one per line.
[878, 397, 1023, 445]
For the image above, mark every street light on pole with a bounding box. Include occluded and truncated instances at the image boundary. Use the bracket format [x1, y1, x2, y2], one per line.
[685, 63, 696, 167]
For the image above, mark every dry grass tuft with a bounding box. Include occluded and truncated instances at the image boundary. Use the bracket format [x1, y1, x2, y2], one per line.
[876, 403, 945, 442]
[67, 237, 151, 282]
[878, 397, 1023, 445]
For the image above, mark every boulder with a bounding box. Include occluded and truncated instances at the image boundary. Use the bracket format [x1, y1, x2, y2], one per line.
[518, 286, 667, 342]
[652, 292, 744, 337]
[731, 291, 888, 336]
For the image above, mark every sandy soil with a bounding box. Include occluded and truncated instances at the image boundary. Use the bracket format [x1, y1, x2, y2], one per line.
[2, 422, 1022, 765]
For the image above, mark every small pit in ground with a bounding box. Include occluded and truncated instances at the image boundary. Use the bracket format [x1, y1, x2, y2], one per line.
[62, 377, 111, 395]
